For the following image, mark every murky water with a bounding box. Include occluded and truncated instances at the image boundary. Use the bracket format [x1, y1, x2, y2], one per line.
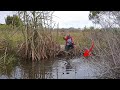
[0, 58, 103, 79]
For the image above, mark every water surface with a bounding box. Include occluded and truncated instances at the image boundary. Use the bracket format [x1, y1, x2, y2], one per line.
[0, 58, 103, 79]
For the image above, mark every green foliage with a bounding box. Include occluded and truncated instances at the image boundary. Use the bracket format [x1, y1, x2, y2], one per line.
[5, 15, 23, 27]
[89, 11, 101, 24]
[0, 24, 12, 30]
[89, 26, 94, 30]
[89, 11, 120, 27]
[89, 11, 100, 20]
[0, 54, 17, 77]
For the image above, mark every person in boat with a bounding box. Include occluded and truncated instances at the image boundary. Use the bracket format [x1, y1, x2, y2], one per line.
[63, 33, 74, 51]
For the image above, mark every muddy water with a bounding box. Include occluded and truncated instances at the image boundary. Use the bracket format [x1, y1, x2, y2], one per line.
[0, 58, 102, 79]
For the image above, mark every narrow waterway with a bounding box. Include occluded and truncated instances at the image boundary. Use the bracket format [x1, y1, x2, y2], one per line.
[0, 57, 105, 79]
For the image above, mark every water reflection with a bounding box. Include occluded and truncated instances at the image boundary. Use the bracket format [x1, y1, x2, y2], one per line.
[17, 60, 55, 79]
[0, 57, 105, 79]
[0, 56, 17, 79]
[65, 60, 73, 74]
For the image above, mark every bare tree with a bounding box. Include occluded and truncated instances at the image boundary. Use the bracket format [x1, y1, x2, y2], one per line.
[89, 11, 120, 78]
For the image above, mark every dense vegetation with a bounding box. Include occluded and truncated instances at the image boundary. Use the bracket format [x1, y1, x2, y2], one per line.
[0, 11, 120, 78]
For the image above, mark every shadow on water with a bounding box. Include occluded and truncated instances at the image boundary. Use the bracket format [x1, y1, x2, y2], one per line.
[0, 55, 115, 79]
